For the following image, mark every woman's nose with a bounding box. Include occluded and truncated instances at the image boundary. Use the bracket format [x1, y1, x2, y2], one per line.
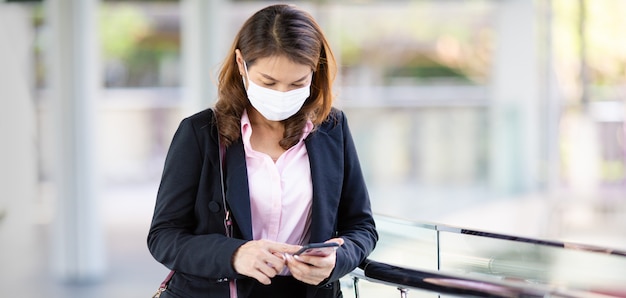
[272, 85, 292, 93]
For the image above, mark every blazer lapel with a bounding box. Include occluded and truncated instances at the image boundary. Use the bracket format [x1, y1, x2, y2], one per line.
[223, 123, 343, 243]
[305, 127, 342, 243]
[223, 138, 253, 240]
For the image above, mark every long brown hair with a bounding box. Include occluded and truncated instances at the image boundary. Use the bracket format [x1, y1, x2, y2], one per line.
[215, 4, 337, 149]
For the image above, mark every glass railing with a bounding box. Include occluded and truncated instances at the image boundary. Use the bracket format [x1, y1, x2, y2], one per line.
[346, 214, 626, 297]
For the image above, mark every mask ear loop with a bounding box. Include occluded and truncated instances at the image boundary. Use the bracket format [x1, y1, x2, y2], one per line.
[241, 60, 250, 89]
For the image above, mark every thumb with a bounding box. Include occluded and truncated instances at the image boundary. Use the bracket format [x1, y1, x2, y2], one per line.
[325, 237, 344, 246]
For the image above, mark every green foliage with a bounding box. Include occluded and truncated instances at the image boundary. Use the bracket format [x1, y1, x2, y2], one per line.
[99, 4, 151, 61]
[553, 0, 626, 87]
[385, 56, 471, 83]
[334, 2, 492, 84]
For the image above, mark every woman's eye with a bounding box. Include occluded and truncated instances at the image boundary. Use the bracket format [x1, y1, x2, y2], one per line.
[263, 82, 275, 86]
[292, 83, 305, 88]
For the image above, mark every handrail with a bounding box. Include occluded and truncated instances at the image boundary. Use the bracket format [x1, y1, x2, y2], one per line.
[351, 259, 617, 298]
[360, 215, 626, 297]
[375, 214, 626, 257]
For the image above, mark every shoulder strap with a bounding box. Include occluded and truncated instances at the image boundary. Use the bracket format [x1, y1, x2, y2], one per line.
[216, 119, 232, 238]
[212, 109, 238, 298]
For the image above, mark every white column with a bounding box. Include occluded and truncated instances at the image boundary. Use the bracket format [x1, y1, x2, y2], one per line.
[181, 0, 229, 115]
[540, 0, 561, 193]
[0, 4, 38, 291]
[46, 0, 105, 282]
[489, 0, 541, 195]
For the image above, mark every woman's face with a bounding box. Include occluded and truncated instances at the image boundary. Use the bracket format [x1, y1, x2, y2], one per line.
[236, 50, 313, 93]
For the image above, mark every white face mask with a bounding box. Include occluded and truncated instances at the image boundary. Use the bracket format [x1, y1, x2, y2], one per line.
[243, 61, 311, 121]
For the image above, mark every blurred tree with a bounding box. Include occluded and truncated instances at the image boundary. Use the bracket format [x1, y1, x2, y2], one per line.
[100, 4, 150, 62]
[553, 0, 626, 102]
[334, 1, 493, 86]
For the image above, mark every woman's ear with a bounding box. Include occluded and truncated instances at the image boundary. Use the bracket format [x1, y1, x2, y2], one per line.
[234, 49, 245, 77]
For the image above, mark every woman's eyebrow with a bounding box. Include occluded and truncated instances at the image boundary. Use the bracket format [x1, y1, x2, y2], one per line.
[260, 72, 310, 83]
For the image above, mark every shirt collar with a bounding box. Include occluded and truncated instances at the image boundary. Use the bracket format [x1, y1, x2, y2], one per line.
[241, 109, 314, 142]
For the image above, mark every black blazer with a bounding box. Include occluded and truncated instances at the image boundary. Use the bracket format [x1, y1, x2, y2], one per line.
[147, 108, 378, 298]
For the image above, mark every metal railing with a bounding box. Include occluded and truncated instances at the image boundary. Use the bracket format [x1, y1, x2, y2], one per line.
[350, 259, 617, 298]
[348, 215, 626, 297]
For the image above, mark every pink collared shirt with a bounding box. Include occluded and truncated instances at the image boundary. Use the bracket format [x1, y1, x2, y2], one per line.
[241, 110, 314, 245]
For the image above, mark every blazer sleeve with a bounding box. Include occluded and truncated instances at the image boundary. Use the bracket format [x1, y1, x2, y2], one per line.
[328, 110, 379, 282]
[147, 114, 246, 279]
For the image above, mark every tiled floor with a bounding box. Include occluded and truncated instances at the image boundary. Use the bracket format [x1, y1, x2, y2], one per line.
[0, 181, 169, 298]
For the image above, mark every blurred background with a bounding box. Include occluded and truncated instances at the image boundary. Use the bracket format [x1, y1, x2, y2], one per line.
[1, 0, 625, 297]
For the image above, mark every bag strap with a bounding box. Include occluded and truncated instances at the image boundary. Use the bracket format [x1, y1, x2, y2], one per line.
[154, 108, 235, 298]
[152, 269, 175, 298]
[215, 110, 238, 298]
[218, 128, 233, 237]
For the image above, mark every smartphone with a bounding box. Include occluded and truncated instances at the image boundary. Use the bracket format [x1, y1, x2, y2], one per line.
[293, 242, 340, 257]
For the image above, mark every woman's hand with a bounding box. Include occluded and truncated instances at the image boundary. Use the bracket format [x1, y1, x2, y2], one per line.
[232, 239, 300, 285]
[286, 238, 344, 285]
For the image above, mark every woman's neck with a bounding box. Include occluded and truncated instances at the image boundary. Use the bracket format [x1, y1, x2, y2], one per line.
[247, 107, 286, 159]
[247, 107, 284, 132]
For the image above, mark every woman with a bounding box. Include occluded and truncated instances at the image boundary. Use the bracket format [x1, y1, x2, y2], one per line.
[148, 4, 377, 298]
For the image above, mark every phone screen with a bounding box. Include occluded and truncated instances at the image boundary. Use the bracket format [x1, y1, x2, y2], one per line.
[294, 242, 339, 257]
